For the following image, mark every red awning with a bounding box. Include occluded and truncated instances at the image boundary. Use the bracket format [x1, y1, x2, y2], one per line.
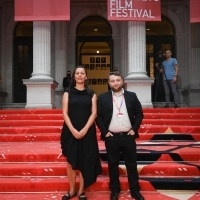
[190, 0, 200, 23]
[14, 0, 70, 21]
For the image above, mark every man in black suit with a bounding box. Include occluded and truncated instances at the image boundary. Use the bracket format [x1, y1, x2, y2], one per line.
[96, 71, 144, 200]
[62, 70, 71, 91]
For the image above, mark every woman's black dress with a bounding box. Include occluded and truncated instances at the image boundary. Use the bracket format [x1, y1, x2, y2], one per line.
[60, 88, 102, 189]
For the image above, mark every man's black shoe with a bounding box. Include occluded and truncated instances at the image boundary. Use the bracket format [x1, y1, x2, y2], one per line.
[110, 191, 119, 200]
[163, 105, 169, 108]
[174, 104, 178, 108]
[131, 191, 145, 200]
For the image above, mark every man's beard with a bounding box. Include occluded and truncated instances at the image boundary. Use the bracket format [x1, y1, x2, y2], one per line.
[110, 86, 123, 93]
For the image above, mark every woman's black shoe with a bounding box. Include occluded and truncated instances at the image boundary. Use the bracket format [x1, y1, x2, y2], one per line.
[62, 191, 77, 200]
[79, 192, 87, 200]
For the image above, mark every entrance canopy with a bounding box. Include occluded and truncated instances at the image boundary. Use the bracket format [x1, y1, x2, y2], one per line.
[190, 0, 200, 23]
[14, 0, 70, 21]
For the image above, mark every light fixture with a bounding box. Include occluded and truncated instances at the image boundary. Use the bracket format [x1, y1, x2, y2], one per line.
[96, 51, 99, 53]
[94, 29, 98, 31]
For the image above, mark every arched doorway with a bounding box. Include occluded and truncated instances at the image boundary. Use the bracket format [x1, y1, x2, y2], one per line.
[146, 16, 176, 103]
[76, 16, 112, 96]
[14, 22, 33, 103]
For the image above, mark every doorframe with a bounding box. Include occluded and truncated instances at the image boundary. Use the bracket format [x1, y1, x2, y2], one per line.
[76, 36, 113, 71]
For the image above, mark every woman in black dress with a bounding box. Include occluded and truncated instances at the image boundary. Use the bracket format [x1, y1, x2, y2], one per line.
[60, 66, 102, 200]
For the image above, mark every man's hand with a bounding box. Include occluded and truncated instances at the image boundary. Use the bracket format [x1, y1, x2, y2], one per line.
[173, 76, 177, 83]
[127, 129, 135, 135]
[105, 132, 113, 137]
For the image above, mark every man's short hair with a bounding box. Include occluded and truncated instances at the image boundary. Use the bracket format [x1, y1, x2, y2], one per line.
[108, 71, 124, 80]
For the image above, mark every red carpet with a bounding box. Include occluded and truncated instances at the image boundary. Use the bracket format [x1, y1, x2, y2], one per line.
[0, 191, 191, 200]
[0, 108, 200, 199]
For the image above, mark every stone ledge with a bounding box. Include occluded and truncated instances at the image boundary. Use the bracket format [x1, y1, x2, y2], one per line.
[0, 103, 26, 110]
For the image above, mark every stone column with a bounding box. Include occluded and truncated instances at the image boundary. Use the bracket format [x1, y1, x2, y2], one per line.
[54, 21, 67, 108]
[125, 21, 154, 107]
[31, 21, 52, 79]
[182, 24, 200, 107]
[0, 7, 9, 104]
[120, 22, 128, 76]
[189, 24, 200, 89]
[23, 21, 58, 109]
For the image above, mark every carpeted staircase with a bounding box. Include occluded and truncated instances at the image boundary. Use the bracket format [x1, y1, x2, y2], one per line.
[0, 108, 200, 200]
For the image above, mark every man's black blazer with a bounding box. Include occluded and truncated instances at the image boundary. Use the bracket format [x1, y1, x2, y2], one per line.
[96, 90, 144, 140]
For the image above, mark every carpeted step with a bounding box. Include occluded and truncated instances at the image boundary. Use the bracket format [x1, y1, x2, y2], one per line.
[0, 109, 62, 114]
[0, 132, 200, 142]
[0, 120, 63, 127]
[0, 161, 200, 177]
[142, 119, 200, 126]
[0, 133, 61, 142]
[1, 133, 200, 142]
[0, 175, 199, 192]
[1, 112, 200, 122]
[143, 108, 200, 114]
[0, 108, 200, 115]
[2, 190, 199, 200]
[139, 125, 200, 134]
[0, 126, 61, 134]
[0, 114, 63, 120]
[2, 113, 200, 120]
[0, 176, 153, 192]
[138, 133, 200, 141]
[0, 141, 200, 163]
[144, 113, 200, 119]
[1, 125, 200, 135]
[1, 119, 200, 127]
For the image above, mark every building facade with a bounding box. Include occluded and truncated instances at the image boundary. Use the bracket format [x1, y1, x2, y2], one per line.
[0, 0, 199, 108]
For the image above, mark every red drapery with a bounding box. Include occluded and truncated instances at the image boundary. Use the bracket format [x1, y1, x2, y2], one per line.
[190, 0, 200, 23]
[14, 0, 70, 21]
[107, 0, 161, 21]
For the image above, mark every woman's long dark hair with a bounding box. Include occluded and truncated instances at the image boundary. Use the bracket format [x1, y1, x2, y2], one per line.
[68, 65, 92, 93]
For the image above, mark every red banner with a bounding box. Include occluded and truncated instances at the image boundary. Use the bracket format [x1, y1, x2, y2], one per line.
[107, 0, 161, 21]
[190, 0, 200, 23]
[14, 0, 70, 21]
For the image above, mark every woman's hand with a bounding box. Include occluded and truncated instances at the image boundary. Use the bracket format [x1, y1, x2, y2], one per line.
[78, 127, 88, 138]
[71, 128, 82, 139]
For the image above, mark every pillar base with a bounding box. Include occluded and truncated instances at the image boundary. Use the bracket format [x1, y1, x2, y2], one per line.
[181, 88, 200, 107]
[23, 79, 58, 109]
[125, 77, 154, 108]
